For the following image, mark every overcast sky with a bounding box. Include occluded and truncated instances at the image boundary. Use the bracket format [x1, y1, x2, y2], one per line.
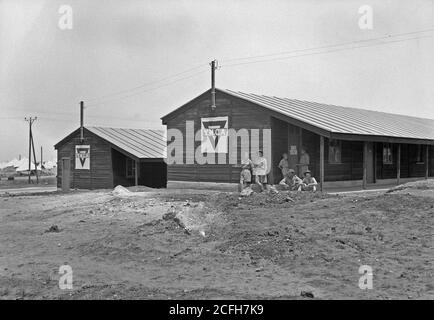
[0, 0, 433, 162]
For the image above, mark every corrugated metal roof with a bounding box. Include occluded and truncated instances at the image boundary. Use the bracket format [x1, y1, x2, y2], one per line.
[222, 89, 434, 141]
[87, 126, 166, 159]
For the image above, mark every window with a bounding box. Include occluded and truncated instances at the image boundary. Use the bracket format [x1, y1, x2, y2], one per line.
[416, 145, 424, 163]
[383, 143, 393, 164]
[126, 158, 136, 178]
[328, 139, 342, 164]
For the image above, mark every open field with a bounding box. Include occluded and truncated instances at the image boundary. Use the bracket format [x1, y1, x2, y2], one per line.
[0, 175, 56, 189]
[0, 181, 433, 300]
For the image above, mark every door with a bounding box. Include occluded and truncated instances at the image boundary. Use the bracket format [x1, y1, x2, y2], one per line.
[366, 142, 375, 183]
[61, 157, 70, 191]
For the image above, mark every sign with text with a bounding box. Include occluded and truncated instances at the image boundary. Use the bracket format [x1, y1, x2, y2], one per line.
[201, 116, 229, 153]
[75, 145, 90, 170]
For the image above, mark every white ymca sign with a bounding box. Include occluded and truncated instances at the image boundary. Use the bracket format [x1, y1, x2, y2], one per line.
[75, 145, 90, 170]
[201, 116, 228, 153]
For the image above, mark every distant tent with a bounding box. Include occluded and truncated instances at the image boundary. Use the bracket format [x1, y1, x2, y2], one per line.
[4, 159, 21, 168]
[0, 166, 17, 175]
[16, 160, 41, 172]
[43, 160, 57, 169]
[1, 157, 52, 173]
[0, 158, 24, 172]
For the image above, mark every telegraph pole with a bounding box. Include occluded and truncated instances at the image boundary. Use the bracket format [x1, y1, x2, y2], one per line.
[24, 117, 37, 184]
[31, 129, 39, 183]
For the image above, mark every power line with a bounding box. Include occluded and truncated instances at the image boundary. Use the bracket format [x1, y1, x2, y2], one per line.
[2, 111, 164, 126]
[6, 109, 77, 117]
[38, 115, 161, 124]
[0, 116, 26, 120]
[10, 109, 156, 122]
[86, 68, 208, 108]
[5, 62, 210, 116]
[1, 113, 164, 129]
[221, 29, 434, 67]
[220, 27, 434, 64]
[6, 27, 434, 123]
[85, 63, 208, 104]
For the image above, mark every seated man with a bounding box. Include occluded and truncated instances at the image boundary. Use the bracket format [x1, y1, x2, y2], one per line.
[279, 169, 302, 191]
[301, 170, 318, 192]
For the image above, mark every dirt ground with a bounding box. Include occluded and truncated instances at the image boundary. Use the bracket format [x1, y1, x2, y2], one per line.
[0, 181, 433, 300]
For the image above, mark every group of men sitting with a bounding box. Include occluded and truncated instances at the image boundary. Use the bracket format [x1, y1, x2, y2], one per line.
[278, 168, 318, 192]
[240, 151, 318, 192]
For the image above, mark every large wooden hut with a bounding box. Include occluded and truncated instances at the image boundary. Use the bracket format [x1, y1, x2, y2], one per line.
[161, 88, 434, 190]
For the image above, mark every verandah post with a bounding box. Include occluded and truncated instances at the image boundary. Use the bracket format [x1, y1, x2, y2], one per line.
[426, 145, 429, 179]
[135, 160, 139, 186]
[363, 142, 367, 189]
[320, 136, 324, 192]
[397, 144, 401, 185]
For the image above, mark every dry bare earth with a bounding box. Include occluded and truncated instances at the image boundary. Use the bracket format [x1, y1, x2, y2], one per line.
[0, 181, 433, 300]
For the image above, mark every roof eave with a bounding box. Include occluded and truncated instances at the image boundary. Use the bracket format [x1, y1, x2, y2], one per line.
[331, 132, 434, 145]
[54, 127, 81, 150]
[55, 127, 166, 159]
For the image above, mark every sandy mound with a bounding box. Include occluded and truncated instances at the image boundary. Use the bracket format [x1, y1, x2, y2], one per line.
[112, 185, 132, 197]
[163, 201, 223, 237]
[387, 179, 434, 197]
[112, 185, 156, 197]
[126, 185, 155, 192]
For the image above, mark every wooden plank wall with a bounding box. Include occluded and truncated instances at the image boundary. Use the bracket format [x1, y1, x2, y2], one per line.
[166, 91, 271, 183]
[430, 146, 434, 177]
[375, 143, 428, 179]
[270, 122, 363, 183]
[139, 161, 167, 188]
[271, 117, 288, 183]
[375, 143, 397, 179]
[299, 130, 320, 178]
[57, 129, 113, 189]
[323, 139, 364, 181]
[300, 133, 364, 182]
[112, 148, 133, 187]
[399, 144, 409, 178]
[111, 148, 168, 188]
[274, 132, 432, 182]
[407, 144, 427, 177]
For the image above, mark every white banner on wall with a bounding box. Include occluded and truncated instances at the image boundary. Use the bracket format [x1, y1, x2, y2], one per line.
[201, 116, 229, 153]
[75, 145, 90, 170]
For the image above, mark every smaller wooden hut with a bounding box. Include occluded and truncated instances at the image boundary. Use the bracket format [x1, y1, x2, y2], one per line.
[54, 126, 166, 190]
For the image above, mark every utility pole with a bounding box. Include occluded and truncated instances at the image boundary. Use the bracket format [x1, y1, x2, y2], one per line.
[24, 117, 37, 184]
[40, 146, 43, 169]
[31, 130, 39, 184]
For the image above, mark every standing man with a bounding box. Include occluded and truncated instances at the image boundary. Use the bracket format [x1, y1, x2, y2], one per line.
[239, 152, 253, 191]
[278, 152, 290, 180]
[298, 148, 310, 177]
[254, 150, 268, 192]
